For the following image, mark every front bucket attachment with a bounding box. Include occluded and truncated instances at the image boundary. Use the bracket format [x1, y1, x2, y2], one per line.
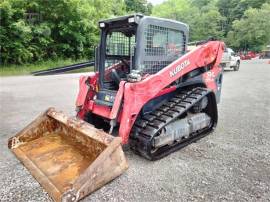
[8, 108, 128, 202]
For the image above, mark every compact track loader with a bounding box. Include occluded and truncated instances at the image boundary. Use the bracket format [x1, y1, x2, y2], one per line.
[9, 14, 225, 201]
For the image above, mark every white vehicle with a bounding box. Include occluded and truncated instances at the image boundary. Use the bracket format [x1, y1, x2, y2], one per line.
[221, 48, 240, 71]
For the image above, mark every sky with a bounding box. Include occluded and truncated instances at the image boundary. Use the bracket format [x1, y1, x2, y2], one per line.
[148, 0, 166, 5]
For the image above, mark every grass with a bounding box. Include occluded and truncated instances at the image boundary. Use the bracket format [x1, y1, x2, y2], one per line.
[0, 58, 92, 76]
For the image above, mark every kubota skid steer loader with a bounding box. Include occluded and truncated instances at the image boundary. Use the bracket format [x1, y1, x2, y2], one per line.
[8, 14, 224, 201]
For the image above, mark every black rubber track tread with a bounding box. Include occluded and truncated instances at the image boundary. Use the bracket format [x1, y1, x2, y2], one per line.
[129, 87, 216, 160]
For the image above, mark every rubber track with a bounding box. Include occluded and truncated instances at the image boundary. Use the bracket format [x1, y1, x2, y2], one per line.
[129, 87, 215, 160]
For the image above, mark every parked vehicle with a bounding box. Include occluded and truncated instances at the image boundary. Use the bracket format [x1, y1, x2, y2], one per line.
[221, 48, 240, 71]
[239, 51, 257, 60]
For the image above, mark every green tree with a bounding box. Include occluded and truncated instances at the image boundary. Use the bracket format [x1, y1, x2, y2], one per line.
[191, 9, 225, 41]
[152, 0, 191, 20]
[217, 0, 270, 36]
[152, 0, 224, 41]
[125, 0, 153, 15]
[0, 0, 126, 64]
[227, 3, 270, 51]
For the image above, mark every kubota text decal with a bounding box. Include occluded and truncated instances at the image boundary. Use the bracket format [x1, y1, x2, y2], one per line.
[169, 59, 190, 77]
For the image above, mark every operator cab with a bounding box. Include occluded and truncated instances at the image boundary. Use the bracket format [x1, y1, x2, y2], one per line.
[95, 14, 188, 106]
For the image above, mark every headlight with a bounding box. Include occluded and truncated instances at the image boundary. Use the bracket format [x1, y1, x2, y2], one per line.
[128, 17, 135, 23]
[99, 22, 105, 28]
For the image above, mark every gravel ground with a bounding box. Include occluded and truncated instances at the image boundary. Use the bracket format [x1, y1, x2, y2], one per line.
[0, 59, 270, 202]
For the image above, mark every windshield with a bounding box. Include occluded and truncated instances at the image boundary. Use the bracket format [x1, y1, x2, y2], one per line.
[105, 31, 135, 69]
[100, 29, 136, 90]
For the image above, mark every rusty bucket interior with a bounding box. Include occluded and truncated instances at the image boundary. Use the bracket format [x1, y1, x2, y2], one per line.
[8, 108, 128, 202]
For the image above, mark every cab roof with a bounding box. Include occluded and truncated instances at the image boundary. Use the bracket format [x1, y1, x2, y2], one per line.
[98, 14, 188, 31]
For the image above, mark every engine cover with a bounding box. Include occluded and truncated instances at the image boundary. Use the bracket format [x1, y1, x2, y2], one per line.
[153, 113, 211, 147]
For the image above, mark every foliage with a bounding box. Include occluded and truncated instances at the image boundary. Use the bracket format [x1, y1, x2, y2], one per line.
[152, 0, 225, 41]
[0, 0, 126, 64]
[152, 0, 270, 51]
[227, 3, 270, 51]
[217, 0, 270, 35]
[125, 0, 152, 15]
